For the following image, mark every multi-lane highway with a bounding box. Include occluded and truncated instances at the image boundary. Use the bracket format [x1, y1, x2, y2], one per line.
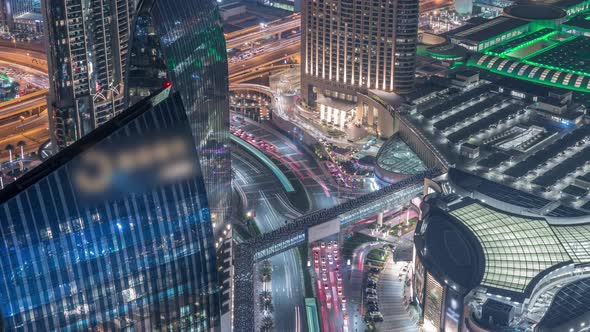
[225, 13, 300, 50]
[233, 147, 306, 332]
[0, 19, 302, 160]
[229, 36, 300, 82]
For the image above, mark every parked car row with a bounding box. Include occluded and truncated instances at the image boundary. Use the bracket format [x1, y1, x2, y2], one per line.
[365, 266, 383, 322]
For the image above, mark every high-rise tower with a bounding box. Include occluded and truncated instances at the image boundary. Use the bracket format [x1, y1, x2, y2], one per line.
[43, 0, 136, 150]
[126, 0, 231, 229]
[301, 0, 419, 105]
[44, 0, 231, 228]
[0, 87, 221, 331]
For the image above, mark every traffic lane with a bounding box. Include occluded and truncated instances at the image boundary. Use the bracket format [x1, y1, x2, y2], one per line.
[312, 241, 346, 332]
[0, 115, 49, 162]
[270, 250, 305, 332]
[235, 119, 339, 210]
[232, 148, 306, 332]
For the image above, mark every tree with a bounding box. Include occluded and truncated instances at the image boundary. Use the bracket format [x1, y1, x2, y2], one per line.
[5, 144, 14, 164]
[258, 290, 273, 312]
[259, 260, 272, 283]
[260, 316, 274, 332]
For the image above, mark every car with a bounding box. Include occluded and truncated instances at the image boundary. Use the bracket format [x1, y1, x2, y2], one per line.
[366, 300, 378, 306]
[337, 273, 342, 281]
[366, 288, 377, 294]
[322, 273, 328, 282]
[370, 313, 383, 322]
[369, 305, 379, 311]
[366, 294, 378, 300]
[367, 282, 377, 288]
[341, 302, 347, 311]
[337, 288, 343, 296]
[370, 267, 380, 273]
[341, 296, 346, 304]
[320, 242, 326, 249]
[324, 283, 329, 291]
[368, 276, 378, 282]
[337, 281, 342, 290]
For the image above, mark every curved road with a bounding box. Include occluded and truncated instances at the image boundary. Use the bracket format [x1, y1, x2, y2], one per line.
[233, 148, 306, 332]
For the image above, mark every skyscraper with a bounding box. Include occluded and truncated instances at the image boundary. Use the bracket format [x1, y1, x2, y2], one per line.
[126, 0, 231, 228]
[301, 0, 419, 105]
[44, 0, 231, 228]
[0, 87, 220, 331]
[44, 0, 136, 150]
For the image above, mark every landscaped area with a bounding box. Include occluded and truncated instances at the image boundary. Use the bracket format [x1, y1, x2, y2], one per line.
[342, 232, 377, 261]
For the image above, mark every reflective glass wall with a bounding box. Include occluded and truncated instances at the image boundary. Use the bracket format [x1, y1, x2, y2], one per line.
[0, 91, 220, 331]
[126, 0, 231, 228]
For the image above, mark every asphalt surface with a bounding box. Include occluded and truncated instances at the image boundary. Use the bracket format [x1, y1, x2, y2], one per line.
[233, 148, 306, 332]
[232, 112, 348, 331]
[376, 258, 419, 332]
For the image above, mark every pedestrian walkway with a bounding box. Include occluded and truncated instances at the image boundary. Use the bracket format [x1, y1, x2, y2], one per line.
[376, 257, 419, 332]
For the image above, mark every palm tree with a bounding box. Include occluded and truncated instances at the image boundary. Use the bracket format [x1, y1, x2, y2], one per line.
[5, 144, 14, 164]
[260, 316, 274, 332]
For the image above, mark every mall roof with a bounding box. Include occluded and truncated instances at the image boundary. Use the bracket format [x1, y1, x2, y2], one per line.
[376, 136, 426, 175]
[448, 16, 529, 43]
[447, 168, 589, 217]
[563, 12, 590, 31]
[503, 4, 566, 20]
[419, 194, 590, 298]
[467, 53, 590, 93]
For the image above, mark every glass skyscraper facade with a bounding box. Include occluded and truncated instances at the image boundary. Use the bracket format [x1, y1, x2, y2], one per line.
[0, 88, 220, 331]
[126, 0, 231, 228]
[44, 0, 136, 150]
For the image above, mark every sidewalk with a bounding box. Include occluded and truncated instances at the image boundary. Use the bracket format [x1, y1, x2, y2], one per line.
[376, 257, 419, 332]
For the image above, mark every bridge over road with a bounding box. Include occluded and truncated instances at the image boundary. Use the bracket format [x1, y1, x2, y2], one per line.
[233, 168, 442, 331]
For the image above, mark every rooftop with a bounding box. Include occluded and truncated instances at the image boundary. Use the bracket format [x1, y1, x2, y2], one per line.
[448, 16, 529, 43]
[419, 192, 590, 299]
[376, 136, 427, 176]
[563, 12, 590, 31]
[503, 4, 567, 20]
